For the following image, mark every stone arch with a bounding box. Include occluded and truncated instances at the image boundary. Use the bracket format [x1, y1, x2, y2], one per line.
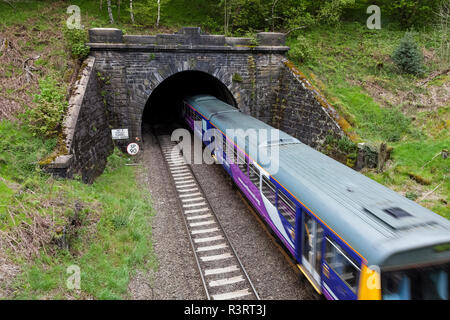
[139, 69, 238, 130]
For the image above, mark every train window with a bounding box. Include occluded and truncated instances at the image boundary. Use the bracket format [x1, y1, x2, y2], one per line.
[232, 145, 239, 165]
[325, 238, 361, 293]
[277, 190, 296, 227]
[223, 136, 227, 154]
[225, 140, 234, 163]
[214, 131, 223, 151]
[382, 264, 449, 300]
[382, 272, 411, 300]
[262, 176, 276, 205]
[237, 151, 248, 175]
[249, 163, 260, 189]
[189, 108, 200, 121]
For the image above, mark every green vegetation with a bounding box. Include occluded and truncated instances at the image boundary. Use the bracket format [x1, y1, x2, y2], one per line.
[0, 122, 156, 299]
[392, 32, 425, 76]
[63, 27, 90, 60]
[287, 21, 448, 218]
[0, 2, 158, 296]
[21, 76, 68, 138]
[287, 35, 313, 63]
[0, 0, 448, 299]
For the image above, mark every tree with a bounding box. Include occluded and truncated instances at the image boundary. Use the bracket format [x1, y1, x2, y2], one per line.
[220, 0, 268, 35]
[379, 0, 442, 27]
[130, 0, 135, 24]
[157, 0, 161, 27]
[392, 32, 425, 76]
[316, 0, 356, 25]
[271, 0, 281, 32]
[117, 0, 121, 21]
[435, 0, 450, 64]
[107, 0, 114, 24]
[132, 0, 163, 27]
[273, 0, 356, 35]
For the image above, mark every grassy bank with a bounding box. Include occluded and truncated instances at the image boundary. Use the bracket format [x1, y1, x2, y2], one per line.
[0, 122, 156, 299]
[288, 22, 449, 218]
[0, 0, 448, 300]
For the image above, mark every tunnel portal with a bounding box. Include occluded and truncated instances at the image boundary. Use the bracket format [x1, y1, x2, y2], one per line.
[45, 27, 349, 183]
[142, 71, 237, 127]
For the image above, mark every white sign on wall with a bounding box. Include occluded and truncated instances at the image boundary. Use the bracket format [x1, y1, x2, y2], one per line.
[112, 129, 129, 140]
[127, 143, 140, 156]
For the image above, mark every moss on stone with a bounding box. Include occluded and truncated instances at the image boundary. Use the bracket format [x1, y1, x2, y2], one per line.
[39, 133, 69, 166]
[284, 60, 360, 143]
[232, 73, 243, 83]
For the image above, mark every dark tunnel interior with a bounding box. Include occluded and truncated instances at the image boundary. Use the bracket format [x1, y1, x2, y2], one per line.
[141, 71, 237, 129]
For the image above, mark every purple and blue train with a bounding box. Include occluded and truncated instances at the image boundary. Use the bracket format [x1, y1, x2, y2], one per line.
[181, 94, 450, 300]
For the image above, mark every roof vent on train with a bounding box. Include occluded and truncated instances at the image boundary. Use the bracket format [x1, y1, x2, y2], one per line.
[384, 207, 413, 219]
[362, 206, 421, 232]
[260, 137, 300, 148]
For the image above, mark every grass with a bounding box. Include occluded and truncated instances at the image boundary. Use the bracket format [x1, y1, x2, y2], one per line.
[0, 122, 156, 299]
[0, 1, 50, 27]
[366, 139, 449, 218]
[0, 1, 158, 299]
[0, 0, 448, 299]
[287, 22, 449, 219]
[331, 85, 413, 142]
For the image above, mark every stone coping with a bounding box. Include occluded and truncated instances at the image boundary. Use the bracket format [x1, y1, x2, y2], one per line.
[86, 43, 290, 53]
[88, 27, 288, 52]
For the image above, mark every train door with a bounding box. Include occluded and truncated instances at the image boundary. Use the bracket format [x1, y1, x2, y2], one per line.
[301, 211, 323, 288]
[321, 236, 360, 300]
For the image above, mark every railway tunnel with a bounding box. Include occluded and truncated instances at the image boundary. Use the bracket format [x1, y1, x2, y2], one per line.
[141, 70, 237, 129]
[47, 27, 350, 183]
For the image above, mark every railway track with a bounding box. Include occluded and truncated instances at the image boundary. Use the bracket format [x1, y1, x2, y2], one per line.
[156, 133, 260, 301]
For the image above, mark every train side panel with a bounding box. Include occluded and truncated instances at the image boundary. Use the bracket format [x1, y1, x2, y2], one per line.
[182, 101, 365, 300]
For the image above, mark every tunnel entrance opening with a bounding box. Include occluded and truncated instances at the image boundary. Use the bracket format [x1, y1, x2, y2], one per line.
[141, 71, 237, 132]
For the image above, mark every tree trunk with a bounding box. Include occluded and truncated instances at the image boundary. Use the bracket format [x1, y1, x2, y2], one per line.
[117, 0, 121, 21]
[224, 0, 228, 34]
[107, 0, 114, 24]
[100, 0, 103, 10]
[272, 0, 279, 32]
[156, 0, 161, 27]
[130, 0, 135, 24]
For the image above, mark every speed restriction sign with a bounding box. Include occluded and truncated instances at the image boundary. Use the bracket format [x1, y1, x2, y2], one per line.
[127, 143, 140, 156]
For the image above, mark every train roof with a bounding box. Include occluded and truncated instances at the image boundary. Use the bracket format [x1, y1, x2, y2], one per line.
[185, 95, 450, 268]
[185, 95, 239, 120]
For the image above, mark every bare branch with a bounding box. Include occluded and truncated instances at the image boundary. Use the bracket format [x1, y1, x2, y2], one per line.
[2, 0, 15, 9]
[285, 26, 307, 35]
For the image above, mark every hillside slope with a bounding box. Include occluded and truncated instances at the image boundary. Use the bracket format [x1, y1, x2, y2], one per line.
[0, 0, 448, 299]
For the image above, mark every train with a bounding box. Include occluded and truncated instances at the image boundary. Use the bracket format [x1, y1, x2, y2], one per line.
[180, 94, 450, 300]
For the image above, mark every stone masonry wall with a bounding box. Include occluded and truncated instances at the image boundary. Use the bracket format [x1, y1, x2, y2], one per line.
[88, 28, 289, 151]
[46, 56, 114, 183]
[271, 60, 348, 148]
[48, 28, 360, 183]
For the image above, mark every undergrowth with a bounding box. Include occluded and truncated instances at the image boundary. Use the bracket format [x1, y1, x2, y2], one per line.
[287, 22, 449, 218]
[0, 122, 156, 299]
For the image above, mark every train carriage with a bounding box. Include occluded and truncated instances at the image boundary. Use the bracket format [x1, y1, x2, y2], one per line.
[181, 95, 450, 300]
